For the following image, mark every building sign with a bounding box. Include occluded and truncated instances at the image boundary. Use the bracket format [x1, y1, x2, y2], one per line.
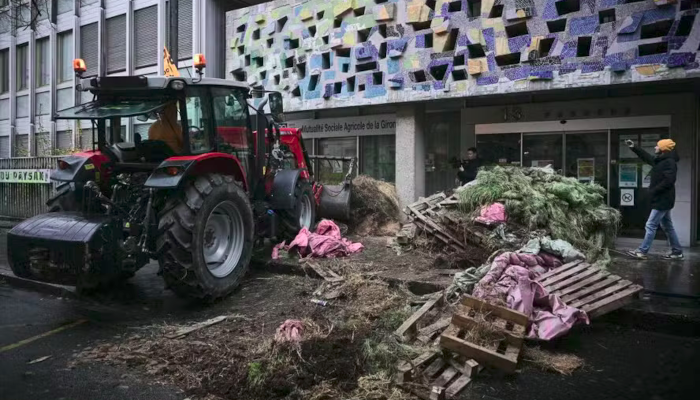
[620, 188, 635, 207]
[286, 114, 396, 139]
[0, 169, 52, 184]
[577, 158, 595, 182]
[642, 164, 652, 188]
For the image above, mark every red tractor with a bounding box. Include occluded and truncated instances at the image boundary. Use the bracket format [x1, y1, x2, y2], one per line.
[6, 58, 347, 300]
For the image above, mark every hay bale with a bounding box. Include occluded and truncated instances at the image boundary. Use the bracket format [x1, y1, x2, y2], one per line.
[351, 175, 402, 236]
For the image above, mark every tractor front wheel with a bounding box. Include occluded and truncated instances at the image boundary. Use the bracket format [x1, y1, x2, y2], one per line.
[280, 180, 316, 238]
[157, 174, 254, 300]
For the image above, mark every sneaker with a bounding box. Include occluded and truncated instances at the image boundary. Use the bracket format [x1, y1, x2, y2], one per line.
[663, 253, 684, 260]
[626, 250, 648, 260]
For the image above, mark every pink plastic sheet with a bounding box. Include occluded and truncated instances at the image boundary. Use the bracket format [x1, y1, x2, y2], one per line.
[275, 319, 304, 343]
[474, 203, 507, 226]
[473, 252, 589, 340]
[272, 220, 364, 259]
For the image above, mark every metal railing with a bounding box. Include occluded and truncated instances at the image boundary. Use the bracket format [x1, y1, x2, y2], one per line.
[0, 157, 60, 220]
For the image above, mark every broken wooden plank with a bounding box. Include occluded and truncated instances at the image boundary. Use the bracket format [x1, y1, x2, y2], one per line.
[460, 295, 529, 326]
[432, 366, 458, 387]
[305, 261, 344, 283]
[424, 357, 447, 378]
[417, 318, 451, 343]
[395, 292, 443, 340]
[538, 263, 593, 287]
[451, 308, 524, 347]
[554, 272, 610, 298]
[166, 315, 227, 339]
[398, 350, 440, 373]
[440, 333, 518, 374]
[445, 375, 471, 398]
[430, 386, 446, 400]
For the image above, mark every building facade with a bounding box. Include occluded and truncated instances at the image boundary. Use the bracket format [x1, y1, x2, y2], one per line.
[0, 0, 240, 157]
[229, 0, 700, 246]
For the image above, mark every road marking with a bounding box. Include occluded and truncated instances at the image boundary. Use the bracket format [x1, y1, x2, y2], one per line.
[0, 319, 88, 353]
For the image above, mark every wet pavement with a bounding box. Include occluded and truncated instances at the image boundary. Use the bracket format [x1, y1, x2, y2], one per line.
[0, 228, 699, 400]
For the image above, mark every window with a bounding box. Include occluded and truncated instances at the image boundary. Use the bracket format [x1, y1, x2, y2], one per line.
[17, 44, 29, 90]
[106, 15, 126, 73]
[36, 37, 50, 87]
[211, 87, 252, 173]
[178, 0, 193, 60]
[0, 49, 8, 94]
[181, 87, 212, 153]
[57, 0, 73, 15]
[135, 6, 158, 68]
[58, 31, 73, 83]
[80, 23, 98, 76]
[318, 137, 357, 184]
[361, 135, 395, 182]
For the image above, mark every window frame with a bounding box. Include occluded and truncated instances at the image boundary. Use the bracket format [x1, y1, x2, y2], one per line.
[16, 43, 29, 91]
[35, 36, 51, 87]
[57, 30, 73, 84]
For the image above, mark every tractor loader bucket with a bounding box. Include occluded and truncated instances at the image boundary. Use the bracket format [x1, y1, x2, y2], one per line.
[317, 180, 352, 222]
[7, 212, 121, 287]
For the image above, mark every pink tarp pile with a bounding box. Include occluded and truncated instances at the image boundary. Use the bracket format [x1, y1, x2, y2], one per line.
[474, 202, 507, 226]
[473, 252, 589, 340]
[272, 219, 364, 259]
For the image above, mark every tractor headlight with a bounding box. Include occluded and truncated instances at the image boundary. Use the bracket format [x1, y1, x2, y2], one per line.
[170, 80, 185, 90]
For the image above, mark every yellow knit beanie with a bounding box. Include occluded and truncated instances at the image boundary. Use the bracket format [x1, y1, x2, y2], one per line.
[657, 139, 676, 152]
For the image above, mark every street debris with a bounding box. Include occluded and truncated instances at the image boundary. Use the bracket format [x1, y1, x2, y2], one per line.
[272, 219, 363, 259]
[165, 315, 228, 339]
[351, 175, 402, 236]
[27, 355, 52, 364]
[310, 298, 328, 307]
[274, 320, 304, 343]
[523, 346, 584, 376]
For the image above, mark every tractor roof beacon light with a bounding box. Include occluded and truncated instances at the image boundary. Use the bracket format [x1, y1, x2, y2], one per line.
[193, 54, 206, 83]
[73, 58, 86, 78]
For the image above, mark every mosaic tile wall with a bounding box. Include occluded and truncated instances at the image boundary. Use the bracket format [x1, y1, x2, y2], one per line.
[227, 0, 700, 111]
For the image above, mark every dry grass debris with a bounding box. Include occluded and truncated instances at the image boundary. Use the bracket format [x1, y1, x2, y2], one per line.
[351, 175, 402, 236]
[523, 346, 584, 375]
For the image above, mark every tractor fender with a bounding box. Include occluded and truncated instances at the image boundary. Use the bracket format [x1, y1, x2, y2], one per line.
[51, 153, 110, 183]
[270, 169, 304, 210]
[144, 153, 248, 190]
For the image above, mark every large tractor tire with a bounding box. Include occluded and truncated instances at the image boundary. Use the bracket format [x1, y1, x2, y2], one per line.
[157, 174, 254, 300]
[280, 179, 316, 238]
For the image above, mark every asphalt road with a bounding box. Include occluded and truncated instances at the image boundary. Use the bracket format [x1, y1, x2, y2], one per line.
[0, 284, 183, 400]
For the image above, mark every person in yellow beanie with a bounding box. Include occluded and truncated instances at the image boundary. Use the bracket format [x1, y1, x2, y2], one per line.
[625, 138, 683, 260]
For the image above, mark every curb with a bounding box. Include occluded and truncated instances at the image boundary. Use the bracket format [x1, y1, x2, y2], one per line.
[0, 269, 77, 299]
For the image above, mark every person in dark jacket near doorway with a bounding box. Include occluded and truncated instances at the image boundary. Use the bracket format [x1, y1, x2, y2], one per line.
[457, 147, 481, 186]
[626, 139, 683, 260]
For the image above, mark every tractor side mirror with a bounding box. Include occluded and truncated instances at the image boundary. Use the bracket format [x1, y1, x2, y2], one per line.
[268, 92, 284, 122]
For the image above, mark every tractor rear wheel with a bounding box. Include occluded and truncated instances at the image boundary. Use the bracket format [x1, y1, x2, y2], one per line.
[280, 180, 316, 238]
[157, 174, 254, 300]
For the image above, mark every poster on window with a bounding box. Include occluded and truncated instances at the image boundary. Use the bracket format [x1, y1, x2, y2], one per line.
[619, 164, 638, 188]
[620, 188, 635, 207]
[577, 158, 595, 182]
[642, 164, 652, 188]
[531, 160, 553, 168]
[641, 133, 660, 155]
[619, 134, 637, 159]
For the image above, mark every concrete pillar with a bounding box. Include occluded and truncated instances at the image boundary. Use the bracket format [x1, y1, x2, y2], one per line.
[670, 93, 696, 247]
[395, 104, 425, 207]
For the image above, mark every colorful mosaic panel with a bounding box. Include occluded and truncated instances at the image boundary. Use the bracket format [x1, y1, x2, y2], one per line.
[227, 0, 700, 110]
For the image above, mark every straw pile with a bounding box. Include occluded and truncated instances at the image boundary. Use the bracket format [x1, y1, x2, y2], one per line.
[351, 175, 402, 236]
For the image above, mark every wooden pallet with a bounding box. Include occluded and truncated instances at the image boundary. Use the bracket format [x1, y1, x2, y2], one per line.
[439, 296, 528, 374]
[396, 351, 481, 399]
[536, 261, 644, 319]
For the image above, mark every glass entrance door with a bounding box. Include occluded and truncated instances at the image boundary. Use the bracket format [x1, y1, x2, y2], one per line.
[565, 131, 609, 202]
[523, 133, 563, 172]
[611, 128, 670, 238]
